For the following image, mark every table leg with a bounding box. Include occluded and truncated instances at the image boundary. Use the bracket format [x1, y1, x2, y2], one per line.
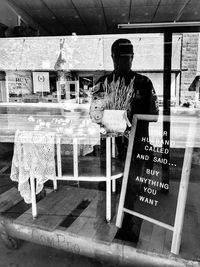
[106, 137, 111, 222]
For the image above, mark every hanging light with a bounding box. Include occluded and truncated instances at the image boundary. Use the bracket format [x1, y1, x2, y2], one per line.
[54, 38, 70, 87]
[54, 38, 67, 71]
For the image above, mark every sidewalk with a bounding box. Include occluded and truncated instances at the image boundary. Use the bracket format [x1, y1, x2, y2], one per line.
[0, 238, 109, 267]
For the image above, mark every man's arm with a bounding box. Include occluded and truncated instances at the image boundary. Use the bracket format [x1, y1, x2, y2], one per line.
[131, 74, 159, 120]
[146, 78, 159, 121]
[149, 81, 159, 115]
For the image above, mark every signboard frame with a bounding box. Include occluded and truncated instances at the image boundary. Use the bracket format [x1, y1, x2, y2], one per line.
[116, 114, 197, 255]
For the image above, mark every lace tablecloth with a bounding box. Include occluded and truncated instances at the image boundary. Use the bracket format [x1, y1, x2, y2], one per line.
[10, 130, 56, 203]
[9, 112, 101, 203]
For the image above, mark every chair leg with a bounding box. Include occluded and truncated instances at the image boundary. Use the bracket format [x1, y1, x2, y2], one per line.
[55, 136, 62, 191]
[73, 138, 79, 187]
[30, 173, 37, 219]
[111, 137, 116, 193]
[53, 177, 58, 192]
[112, 179, 116, 193]
[106, 137, 111, 222]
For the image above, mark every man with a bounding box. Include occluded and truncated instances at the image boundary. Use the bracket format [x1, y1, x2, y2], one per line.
[91, 38, 159, 242]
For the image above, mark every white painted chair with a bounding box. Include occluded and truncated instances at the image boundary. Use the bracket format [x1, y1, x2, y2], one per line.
[30, 135, 124, 222]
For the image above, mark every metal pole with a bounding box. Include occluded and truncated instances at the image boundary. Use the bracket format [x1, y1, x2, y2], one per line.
[162, 30, 172, 190]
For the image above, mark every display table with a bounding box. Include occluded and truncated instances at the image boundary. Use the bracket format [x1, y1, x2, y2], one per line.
[0, 109, 124, 222]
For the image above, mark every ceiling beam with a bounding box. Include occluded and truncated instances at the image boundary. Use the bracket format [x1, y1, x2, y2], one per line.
[175, 0, 191, 22]
[41, 0, 70, 35]
[128, 0, 132, 23]
[71, 0, 90, 34]
[4, 0, 50, 35]
[151, 0, 162, 23]
[99, 0, 109, 33]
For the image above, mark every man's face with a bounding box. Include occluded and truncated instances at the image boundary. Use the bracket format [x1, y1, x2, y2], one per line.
[112, 54, 133, 74]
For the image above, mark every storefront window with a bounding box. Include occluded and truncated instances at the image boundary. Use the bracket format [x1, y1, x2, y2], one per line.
[0, 31, 200, 265]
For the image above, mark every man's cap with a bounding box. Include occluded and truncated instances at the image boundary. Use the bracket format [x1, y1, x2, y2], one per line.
[111, 38, 134, 57]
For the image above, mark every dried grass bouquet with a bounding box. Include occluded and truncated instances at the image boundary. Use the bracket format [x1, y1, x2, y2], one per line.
[90, 76, 135, 125]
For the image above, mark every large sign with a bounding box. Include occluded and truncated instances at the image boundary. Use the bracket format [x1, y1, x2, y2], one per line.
[33, 72, 50, 93]
[116, 114, 199, 255]
[7, 71, 32, 95]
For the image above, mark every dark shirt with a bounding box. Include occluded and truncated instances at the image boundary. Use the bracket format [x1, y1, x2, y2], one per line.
[92, 70, 159, 159]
